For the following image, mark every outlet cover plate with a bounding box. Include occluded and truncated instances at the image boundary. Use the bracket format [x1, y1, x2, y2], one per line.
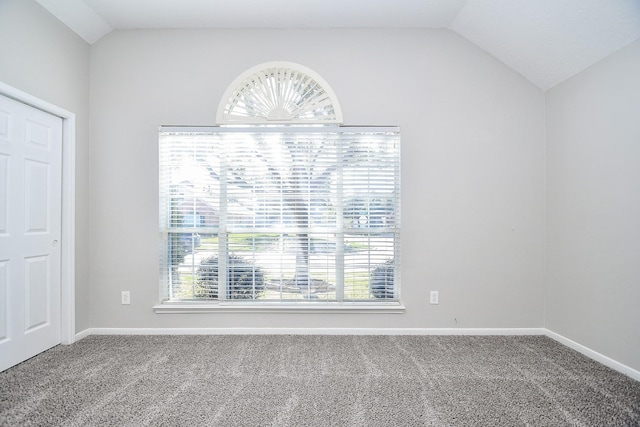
[430, 291, 439, 304]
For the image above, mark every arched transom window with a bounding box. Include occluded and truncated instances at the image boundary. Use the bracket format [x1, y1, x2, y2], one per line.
[216, 61, 343, 124]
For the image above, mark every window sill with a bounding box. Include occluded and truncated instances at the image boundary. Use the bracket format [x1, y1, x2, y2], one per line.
[153, 301, 405, 314]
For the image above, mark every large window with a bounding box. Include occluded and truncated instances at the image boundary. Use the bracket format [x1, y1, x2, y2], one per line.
[159, 126, 400, 305]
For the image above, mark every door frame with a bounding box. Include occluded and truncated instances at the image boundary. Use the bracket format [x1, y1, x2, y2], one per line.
[0, 81, 76, 345]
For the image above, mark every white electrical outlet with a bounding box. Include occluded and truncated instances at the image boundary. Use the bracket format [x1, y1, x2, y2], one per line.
[430, 291, 439, 304]
[121, 291, 131, 305]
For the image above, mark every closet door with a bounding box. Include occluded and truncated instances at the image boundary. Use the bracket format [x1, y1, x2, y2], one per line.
[0, 94, 62, 372]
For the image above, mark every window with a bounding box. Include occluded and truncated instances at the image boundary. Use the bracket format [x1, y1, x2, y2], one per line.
[157, 63, 400, 310]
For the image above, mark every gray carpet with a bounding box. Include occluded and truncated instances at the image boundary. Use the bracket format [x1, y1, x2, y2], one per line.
[1, 335, 639, 426]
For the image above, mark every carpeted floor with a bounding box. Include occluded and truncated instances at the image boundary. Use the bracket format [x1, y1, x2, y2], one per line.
[1, 335, 639, 426]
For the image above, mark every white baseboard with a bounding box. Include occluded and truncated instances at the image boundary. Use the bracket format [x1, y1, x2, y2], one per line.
[545, 329, 640, 382]
[72, 327, 638, 381]
[79, 327, 546, 336]
[75, 329, 92, 341]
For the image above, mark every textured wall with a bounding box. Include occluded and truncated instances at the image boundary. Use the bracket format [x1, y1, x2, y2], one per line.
[0, 0, 91, 333]
[89, 28, 545, 330]
[546, 40, 640, 372]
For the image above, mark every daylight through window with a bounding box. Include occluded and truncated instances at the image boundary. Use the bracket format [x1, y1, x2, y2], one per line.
[159, 126, 400, 304]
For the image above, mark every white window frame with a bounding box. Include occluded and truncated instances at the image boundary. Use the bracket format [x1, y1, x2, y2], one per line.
[155, 126, 402, 313]
[154, 63, 403, 313]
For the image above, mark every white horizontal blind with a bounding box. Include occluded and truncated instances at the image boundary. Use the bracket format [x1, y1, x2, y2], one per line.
[159, 126, 400, 304]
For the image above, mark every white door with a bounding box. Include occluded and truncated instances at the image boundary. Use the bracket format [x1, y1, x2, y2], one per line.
[0, 94, 62, 372]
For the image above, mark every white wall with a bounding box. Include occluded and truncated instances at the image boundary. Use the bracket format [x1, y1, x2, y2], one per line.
[89, 28, 545, 329]
[546, 40, 640, 372]
[0, 0, 91, 332]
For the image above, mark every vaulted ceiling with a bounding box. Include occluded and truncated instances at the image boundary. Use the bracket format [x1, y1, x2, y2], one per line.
[35, 0, 640, 91]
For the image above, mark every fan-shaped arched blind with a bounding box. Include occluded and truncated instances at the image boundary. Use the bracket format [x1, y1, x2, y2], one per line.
[217, 62, 343, 124]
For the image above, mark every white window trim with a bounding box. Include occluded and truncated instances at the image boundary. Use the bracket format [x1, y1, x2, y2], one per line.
[158, 125, 401, 308]
[153, 301, 405, 314]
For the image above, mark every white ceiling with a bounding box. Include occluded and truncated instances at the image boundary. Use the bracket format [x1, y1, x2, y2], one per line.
[35, 0, 640, 91]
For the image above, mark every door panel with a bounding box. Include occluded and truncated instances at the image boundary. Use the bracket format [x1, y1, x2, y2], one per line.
[0, 154, 6, 233]
[24, 255, 50, 331]
[0, 260, 7, 342]
[0, 94, 62, 372]
[24, 159, 50, 233]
